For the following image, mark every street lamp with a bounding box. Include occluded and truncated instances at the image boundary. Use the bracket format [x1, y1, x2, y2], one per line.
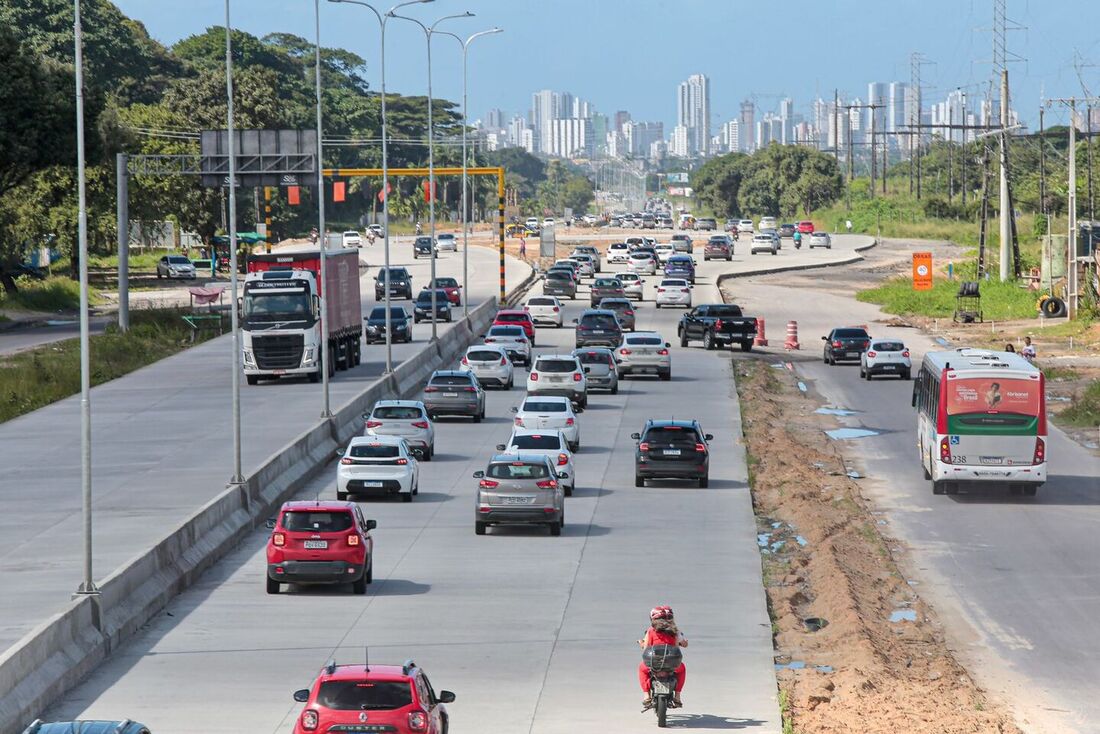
[438, 27, 502, 319]
[313, 0, 332, 418]
[388, 9, 474, 340]
[329, 0, 432, 374]
[225, 0, 243, 484]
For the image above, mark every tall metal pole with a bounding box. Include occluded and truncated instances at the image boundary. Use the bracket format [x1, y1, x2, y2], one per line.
[74, 0, 97, 597]
[1068, 100, 1078, 319]
[998, 69, 1011, 282]
[116, 153, 129, 332]
[226, 0, 243, 483]
[314, 0, 332, 417]
[1039, 107, 1046, 216]
[947, 106, 954, 203]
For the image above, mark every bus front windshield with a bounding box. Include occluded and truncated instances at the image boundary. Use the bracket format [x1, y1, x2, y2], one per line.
[945, 377, 1040, 434]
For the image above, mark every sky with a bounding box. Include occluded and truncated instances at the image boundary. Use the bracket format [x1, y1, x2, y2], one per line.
[115, 0, 1100, 131]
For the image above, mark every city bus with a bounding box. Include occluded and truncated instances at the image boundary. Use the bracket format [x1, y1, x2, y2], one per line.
[912, 348, 1046, 496]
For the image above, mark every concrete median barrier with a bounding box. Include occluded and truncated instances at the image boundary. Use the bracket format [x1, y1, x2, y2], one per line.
[0, 268, 536, 733]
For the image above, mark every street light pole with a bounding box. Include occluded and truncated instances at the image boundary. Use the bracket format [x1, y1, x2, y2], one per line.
[330, 0, 430, 373]
[439, 27, 502, 320]
[225, 0, 243, 484]
[73, 0, 96, 597]
[390, 10, 473, 340]
[314, 0, 332, 417]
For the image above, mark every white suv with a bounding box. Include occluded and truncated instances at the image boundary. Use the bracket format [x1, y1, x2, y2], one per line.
[460, 344, 514, 389]
[498, 429, 576, 496]
[337, 435, 419, 502]
[860, 339, 911, 380]
[527, 354, 588, 409]
[608, 243, 630, 263]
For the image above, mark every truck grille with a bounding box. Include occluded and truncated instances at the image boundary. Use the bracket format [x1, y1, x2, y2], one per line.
[252, 334, 303, 369]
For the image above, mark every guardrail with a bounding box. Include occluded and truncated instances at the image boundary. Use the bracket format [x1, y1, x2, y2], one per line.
[0, 263, 535, 733]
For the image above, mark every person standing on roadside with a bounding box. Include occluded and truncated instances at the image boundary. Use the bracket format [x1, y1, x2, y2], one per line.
[1021, 336, 1036, 362]
[846, 219, 853, 233]
[519, 236, 527, 259]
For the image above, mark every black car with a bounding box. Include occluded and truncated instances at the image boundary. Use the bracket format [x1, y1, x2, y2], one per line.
[544, 269, 578, 299]
[413, 236, 435, 259]
[413, 289, 453, 323]
[632, 419, 713, 487]
[374, 267, 413, 299]
[822, 326, 871, 365]
[778, 223, 796, 238]
[574, 309, 623, 348]
[365, 305, 412, 344]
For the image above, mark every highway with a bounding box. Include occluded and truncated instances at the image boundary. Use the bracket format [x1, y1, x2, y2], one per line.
[30, 236, 884, 733]
[0, 241, 528, 654]
[730, 262, 1100, 734]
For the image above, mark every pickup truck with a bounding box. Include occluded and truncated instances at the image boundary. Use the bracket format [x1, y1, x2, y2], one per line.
[678, 303, 758, 351]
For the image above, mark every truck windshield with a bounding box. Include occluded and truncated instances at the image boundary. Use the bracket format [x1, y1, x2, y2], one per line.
[243, 290, 314, 323]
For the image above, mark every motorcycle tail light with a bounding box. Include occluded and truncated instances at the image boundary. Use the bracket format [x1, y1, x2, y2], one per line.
[557, 453, 569, 466]
[479, 479, 499, 489]
[300, 710, 318, 731]
[1033, 437, 1045, 465]
[272, 532, 285, 547]
[412, 420, 430, 429]
[536, 479, 558, 489]
[573, 373, 582, 382]
[408, 711, 428, 731]
[347, 533, 360, 546]
[939, 437, 952, 463]
[365, 420, 383, 428]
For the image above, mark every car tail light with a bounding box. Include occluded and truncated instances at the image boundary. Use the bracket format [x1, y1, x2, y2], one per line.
[462, 386, 477, 392]
[639, 442, 650, 452]
[479, 479, 499, 488]
[557, 453, 569, 466]
[657, 348, 669, 356]
[523, 305, 529, 310]
[902, 350, 910, 357]
[620, 348, 632, 355]
[340, 457, 355, 465]
[553, 306, 560, 312]
[565, 417, 575, 426]
[626, 310, 634, 316]
[272, 532, 285, 547]
[412, 420, 430, 429]
[536, 479, 558, 489]
[500, 356, 508, 366]
[485, 337, 496, 343]
[396, 458, 408, 465]
[347, 533, 361, 546]
[657, 287, 665, 293]
[695, 443, 707, 452]
[514, 417, 524, 426]
[681, 288, 690, 293]
[833, 340, 843, 348]
[461, 356, 469, 365]
[867, 351, 877, 358]
[1032, 437, 1045, 465]
[863, 341, 870, 349]
[365, 420, 383, 428]
[939, 437, 952, 463]
[715, 319, 724, 330]
[573, 373, 582, 382]
[424, 386, 439, 393]
[408, 711, 429, 731]
[300, 709, 319, 731]
[530, 372, 539, 381]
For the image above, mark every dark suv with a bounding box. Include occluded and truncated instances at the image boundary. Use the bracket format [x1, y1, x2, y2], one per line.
[632, 419, 713, 487]
[375, 267, 413, 299]
[365, 305, 412, 343]
[413, 236, 434, 259]
[822, 326, 871, 365]
[574, 309, 624, 348]
[414, 289, 453, 323]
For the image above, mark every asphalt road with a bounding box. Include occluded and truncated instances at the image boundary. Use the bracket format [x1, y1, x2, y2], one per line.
[31, 239, 879, 733]
[0, 241, 528, 654]
[730, 270, 1100, 734]
[0, 317, 110, 357]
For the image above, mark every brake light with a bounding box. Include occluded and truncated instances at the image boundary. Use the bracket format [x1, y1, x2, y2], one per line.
[412, 420, 430, 429]
[462, 386, 476, 392]
[557, 453, 569, 466]
[424, 386, 439, 393]
[626, 310, 634, 315]
[573, 373, 582, 382]
[500, 356, 508, 366]
[902, 350, 910, 357]
[695, 443, 707, 452]
[408, 711, 428, 731]
[396, 458, 408, 465]
[347, 533, 360, 546]
[939, 437, 952, 463]
[620, 348, 632, 355]
[479, 479, 499, 488]
[833, 340, 843, 348]
[657, 349, 669, 355]
[514, 417, 524, 426]
[272, 532, 285, 547]
[863, 341, 870, 349]
[639, 442, 650, 452]
[536, 479, 558, 489]
[365, 420, 383, 428]
[300, 709, 319, 731]
[715, 319, 724, 330]
[553, 306, 560, 312]
[867, 351, 877, 358]
[530, 372, 539, 381]
[681, 288, 690, 293]
[657, 287, 665, 293]
[340, 457, 354, 465]
[566, 417, 575, 426]
[461, 356, 469, 365]
[1032, 437, 1045, 465]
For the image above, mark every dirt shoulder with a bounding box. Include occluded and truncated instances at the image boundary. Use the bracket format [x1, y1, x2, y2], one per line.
[735, 359, 1021, 734]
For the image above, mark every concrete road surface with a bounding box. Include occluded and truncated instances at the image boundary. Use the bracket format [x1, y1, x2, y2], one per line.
[41, 253, 783, 733]
[0, 242, 528, 654]
[731, 265, 1100, 734]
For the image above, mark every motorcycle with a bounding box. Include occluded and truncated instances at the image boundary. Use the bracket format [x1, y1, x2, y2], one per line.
[642, 644, 682, 727]
[793, 234, 802, 250]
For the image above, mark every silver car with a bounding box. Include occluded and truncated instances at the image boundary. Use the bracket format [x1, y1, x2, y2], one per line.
[617, 331, 672, 381]
[569, 255, 596, 278]
[484, 324, 532, 366]
[617, 272, 644, 301]
[572, 347, 619, 394]
[422, 370, 486, 422]
[809, 232, 832, 249]
[363, 399, 435, 460]
[474, 453, 566, 536]
[157, 255, 196, 279]
[460, 344, 515, 389]
[570, 246, 601, 271]
[628, 252, 657, 275]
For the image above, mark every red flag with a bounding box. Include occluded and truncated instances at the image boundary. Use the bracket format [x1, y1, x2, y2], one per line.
[377, 182, 392, 202]
[422, 179, 436, 202]
[333, 181, 346, 202]
[287, 186, 300, 206]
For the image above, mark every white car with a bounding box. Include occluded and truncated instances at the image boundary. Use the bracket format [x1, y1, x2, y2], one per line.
[337, 435, 419, 502]
[625, 236, 646, 250]
[368, 223, 385, 238]
[608, 243, 630, 263]
[618, 271, 644, 301]
[750, 234, 778, 255]
[759, 216, 777, 231]
[484, 324, 531, 366]
[527, 354, 588, 409]
[525, 217, 540, 229]
[342, 230, 362, 248]
[653, 243, 676, 265]
[460, 344, 515, 389]
[616, 331, 671, 381]
[655, 278, 692, 308]
[860, 339, 912, 380]
[511, 395, 581, 450]
[583, 214, 599, 225]
[808, 232, 832, 249]
[628, 252, 657, 275]
[524, 295, 564, 327]
[499, 429, 576, 496]
[436, 232, 458, 251]
[363, 399, 435, 460]
[543, 217, 556, 228]
[737, 219, 755, 234]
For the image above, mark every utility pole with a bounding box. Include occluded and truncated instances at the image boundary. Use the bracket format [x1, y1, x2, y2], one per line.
[961, 91, 968, 205]
[998, 68, 1012, 281]
[869, 105, 876, 198]
[833, 89, 840, 163]
[1038, 106, 1046, 216]
[882, 126, 887, 195]
[1088, 105, 1095, 221]
[947, 105, 954, 203]
[977, 140, 992, 278]
[910, 52, 932, 200]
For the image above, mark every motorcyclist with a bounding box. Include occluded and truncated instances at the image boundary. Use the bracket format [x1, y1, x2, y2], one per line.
[415, 221, 423, 236]
[637, 606, 688, 709]
[793, 230, 802, 248]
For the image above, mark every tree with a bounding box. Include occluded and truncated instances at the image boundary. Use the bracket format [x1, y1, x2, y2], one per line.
[691, 153, 748, 218]
[561, 175, 594, 214]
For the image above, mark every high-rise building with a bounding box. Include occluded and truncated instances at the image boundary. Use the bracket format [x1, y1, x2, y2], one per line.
[740, 100, 755, 152]
[866, 82, 887, 138]
[670, 125, 690, 157]
[548, 118, 593, 158]
[722, 119, 741, 153]
[887, 82, 907, 135]
[520, 128, 535, 154]
[677, 74, 711, 155]
[778, 97, 794, 144]
[532, 89, 575, 153]
[614, 110, 632, 133]
[591, 113, 609, 155]
[486, 108, 505, 130]
[507, 115, 529, 148]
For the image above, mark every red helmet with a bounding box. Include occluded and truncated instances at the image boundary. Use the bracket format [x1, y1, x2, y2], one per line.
[650, 606, 672, 621]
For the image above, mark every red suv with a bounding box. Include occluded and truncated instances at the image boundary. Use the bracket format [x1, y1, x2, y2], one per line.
[292, 660, 456, 734]
[266, 501, 376, 595]
[492, 309, 536, 344]
[796, 220, 815, 234]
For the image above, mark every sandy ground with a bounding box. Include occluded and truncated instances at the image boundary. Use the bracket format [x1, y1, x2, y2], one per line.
[735, 361, 1022, 734]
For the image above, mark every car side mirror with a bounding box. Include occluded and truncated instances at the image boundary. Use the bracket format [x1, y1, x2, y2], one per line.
[558, 471, 569, 479]
[473, 470, 485, 479]
[438, 690, 456, 704]
[510, 406, 518, 413]
[630, 432, 641, 440]
[496, 444, 506, 451]
[334, 448, 346, 458]
[704, 433, 714, 441]
[665, 342, 671, 348]
[583, 367, 591, 374]
[366, 519, 377, 531]
[293, 689, 310, 703]
[821, 336, 827, 340]
[264, 518, 276, 529]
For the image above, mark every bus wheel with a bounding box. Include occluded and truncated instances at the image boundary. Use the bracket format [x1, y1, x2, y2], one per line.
[932, 481, 946, 495]
[922, 459, 931, 480]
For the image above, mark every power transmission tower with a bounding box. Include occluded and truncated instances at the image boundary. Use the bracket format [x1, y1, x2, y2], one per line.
[987, 0, 1026, 280]
[1074, 56, 1097, 220]
[910, 52, 933, 199]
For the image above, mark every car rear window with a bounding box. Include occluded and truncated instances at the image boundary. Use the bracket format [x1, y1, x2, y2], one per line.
[632, 253, 653, 259]
[434, 278, 458, 287]
[316, 680, 413, 711]
[872, 341, 905, 351]
[282, 511, 354, 533]
[627, 336, 663, 346]
[430, 374, 474, 386]
[372, 406, 423, 420]
[644, 426, 700, 444]
[546, 271, 572, 280]
[511, 435, 563, 450]
[496, 313, 527, 322]
[487, 462, 550, 479]
[580, 314, 619, 329]
[417, 291, 448, 302]
[594, 279, 621, 287]
[167, 256, 190, 264]
[706, 305, 743, 317]
[575, 351, 612, 365]
[535, 359, 578, 373]
[467, 349, 503, 362]
[528, 297, 555, 305]
[834, 329, 870, 339]
[660, 280, 688, 287]
[522, 400, 567, 412]
[489, 326, 524, 337]
[349, 444, 400, 458]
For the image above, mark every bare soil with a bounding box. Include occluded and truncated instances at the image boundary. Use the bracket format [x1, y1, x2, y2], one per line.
[736, 360, 1021, 734]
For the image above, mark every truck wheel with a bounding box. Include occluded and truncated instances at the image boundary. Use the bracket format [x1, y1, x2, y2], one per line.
[740, 340, 753, 352]
[246, 375, 259, 386]
[703, 331, 714, 350]
[680, 330, 688, 347]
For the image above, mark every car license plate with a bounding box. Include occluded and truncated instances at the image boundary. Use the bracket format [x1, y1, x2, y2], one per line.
[303, 540, 328, 549]
[273, 370, 286, 375]
[980, 456, 1004, 465]
[665, 449, 681, 456]
[363, 481, 384, 487]
[846, 352, 858, 358]
[882, 365, 896, 370]
[444, 392, 458, 397]
[502, 496, 530, 505]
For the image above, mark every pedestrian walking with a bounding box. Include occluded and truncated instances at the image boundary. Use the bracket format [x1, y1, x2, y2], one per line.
[845, 219, 853, 233]
[519, 236, 527, 259]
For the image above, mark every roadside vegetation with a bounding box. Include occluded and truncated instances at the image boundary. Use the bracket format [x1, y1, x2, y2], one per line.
[0, 309, 219, 423]
[0, 275, 90, 313]
[1060, 380, 1100, 428]
[855, 268, 1039, 320]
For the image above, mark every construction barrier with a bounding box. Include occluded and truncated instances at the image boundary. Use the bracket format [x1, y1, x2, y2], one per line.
[784, 320, 800, 350]
[754, 318, 769, 347]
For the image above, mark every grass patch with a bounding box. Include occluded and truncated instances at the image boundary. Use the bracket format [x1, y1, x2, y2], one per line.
[0, 276, 97, 313]
[0, 309, 220, 423]
[1060, 380, 1100, 428]
[778, 688, 796, 734]
[856, 274, 1039, 320]
[1041, 364, 1080, 381]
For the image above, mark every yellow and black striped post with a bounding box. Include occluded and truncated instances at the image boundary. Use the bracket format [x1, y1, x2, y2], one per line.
[498, 168, 506, 305]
